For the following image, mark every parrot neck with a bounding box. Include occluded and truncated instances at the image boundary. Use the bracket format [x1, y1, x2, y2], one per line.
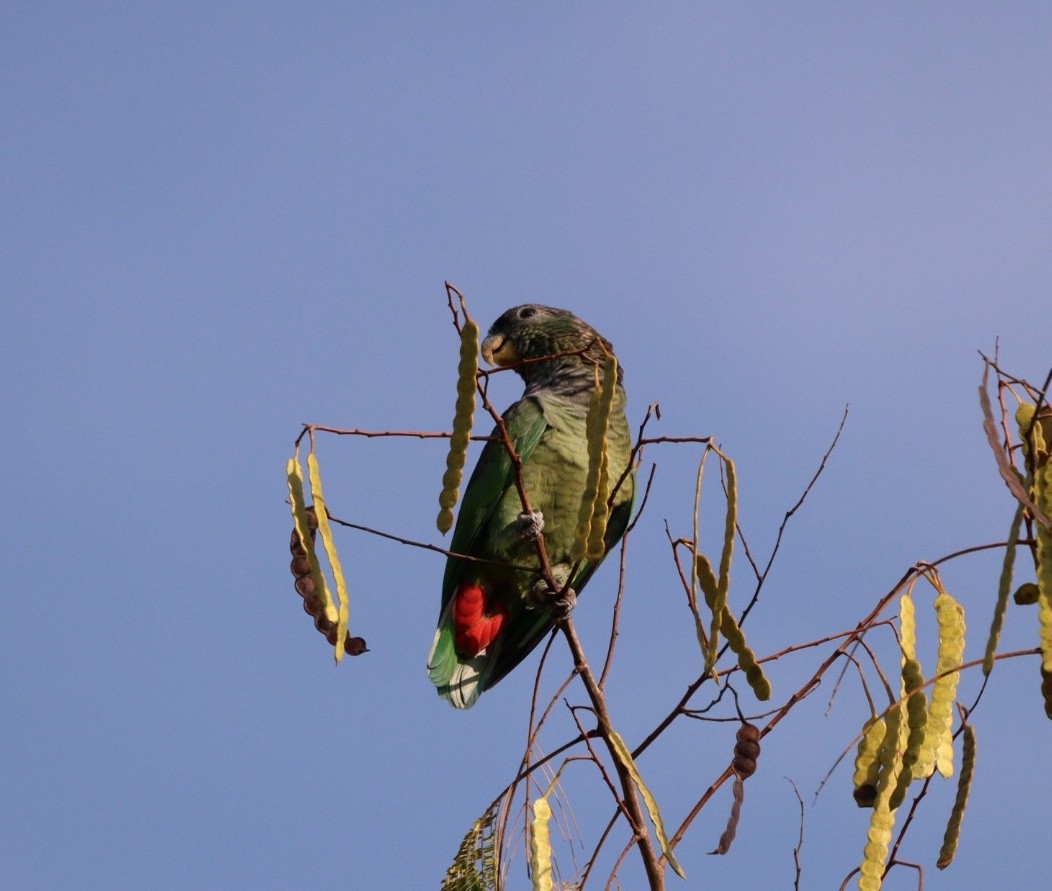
[521, 359, 623, 405]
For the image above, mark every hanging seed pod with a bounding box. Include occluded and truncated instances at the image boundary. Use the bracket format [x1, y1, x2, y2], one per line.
[857, 701, 907, 890]
[710, 775, 745, 856]
[288, 501, 368, 656]
[584, 355, 618, 558]
[732, 723, 761, 778]
[1035, 463, 1052, 677]
[937, 723, 977, 869]
[986, 503, 1025, 674]
[574, 360, 616, 560]
[1041, 666, 1052, 720]
[931, 591, 966, 777]
[437, 317, 479, 534]
[853, 717, 887, 808]
[529, 790, 555, 891]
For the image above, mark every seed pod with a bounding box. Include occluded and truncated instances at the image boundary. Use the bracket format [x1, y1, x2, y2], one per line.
[986, 504, 1025, 675]
[895, 658, 933, 799]
[287, 474, 367, 657]
[857, 703, 907, 889]
[859, 803, 896, 891]
[1036, 463, 1052, 677]
[574, 358, 617, 560]
[732, 723, 761, 778]
[529, 791, 554, 891]
[716, 602, 771, 701]
[437, 318, 479, 533]
[708, 454, 737, 671]
[1017, 402, 1052, 470]
[930, 591, 966, 777]
[937, 723, 977, 869]
[585, 354, 618, 558]
[1041, 666, 1052, 720]
[607, 729, 686, 878]
[710, 775, 744, 855]
[853, 717, 887, 808]
[288, 458, 336, 625]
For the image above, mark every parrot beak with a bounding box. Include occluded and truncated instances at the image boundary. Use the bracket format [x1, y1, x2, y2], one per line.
[481, 334, 520, 367]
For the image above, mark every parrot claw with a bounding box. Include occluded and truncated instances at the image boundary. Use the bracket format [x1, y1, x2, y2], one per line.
[515, 510, 545, 540]
[531, 580, 577, 619]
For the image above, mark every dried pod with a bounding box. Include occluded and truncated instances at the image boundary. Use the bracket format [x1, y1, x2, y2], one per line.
[287, 498, 366, 657]
[732, 723, 761, 778]
[710, 775, 744, 855]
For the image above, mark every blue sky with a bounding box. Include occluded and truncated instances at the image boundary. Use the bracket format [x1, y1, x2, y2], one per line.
[3, 3, 1050, 889]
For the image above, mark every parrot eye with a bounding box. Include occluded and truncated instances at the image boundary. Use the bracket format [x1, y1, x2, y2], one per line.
[518, 307, 536, 319]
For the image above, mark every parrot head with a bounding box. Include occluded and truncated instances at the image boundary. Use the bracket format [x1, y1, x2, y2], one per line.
[480, 304, 620, 388]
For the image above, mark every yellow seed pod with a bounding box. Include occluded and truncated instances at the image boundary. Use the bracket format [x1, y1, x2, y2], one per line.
[307, 452, 351, 662]
[585, 448, 611, 559]
[899, 593, 917, 661]
[720, 607, 771, 701]
[985, 504, 1025, 674]
[529, 790, 554, 891]
[859, 799, 897, 891]
[695, 552, 719, 605]
[899, 657, 934, 783]
[584, 356, 618, 558]
[608, 729, 686, 879]
[853, 717, 887, 808]
[858, 702, 907, 885]
[937, 723, 976, 869]
[683, 553, 711, 658]
[882, 698, 910, 811]
[1017, 402, 1050, 469]
[1036, 463, 1052, 672]
[1037, 585, 1052, 675]
[574, 362, 613, 559]
[710, 455, 737, 668]
[930, 592, 966, 777]
[437, 318, 479, 533]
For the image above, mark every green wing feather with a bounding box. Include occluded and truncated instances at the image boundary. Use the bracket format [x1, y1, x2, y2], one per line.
[428, 399, 549, 692]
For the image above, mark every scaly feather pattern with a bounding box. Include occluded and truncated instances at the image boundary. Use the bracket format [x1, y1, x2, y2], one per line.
[428, 305, 635, 708]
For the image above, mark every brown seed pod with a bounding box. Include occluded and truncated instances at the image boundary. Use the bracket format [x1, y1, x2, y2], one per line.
[733, 723, 761, 778]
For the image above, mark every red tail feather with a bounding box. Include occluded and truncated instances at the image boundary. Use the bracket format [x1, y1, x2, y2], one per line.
[453, 583, 508, 657]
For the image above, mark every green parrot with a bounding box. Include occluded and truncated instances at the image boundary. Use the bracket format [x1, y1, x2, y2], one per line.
[428, 304, 635, 708]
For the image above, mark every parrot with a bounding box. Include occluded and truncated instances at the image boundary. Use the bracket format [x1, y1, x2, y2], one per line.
[428, 304, 635, 708]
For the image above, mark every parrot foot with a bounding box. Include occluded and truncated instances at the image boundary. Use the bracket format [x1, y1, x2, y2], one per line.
[515, 510, 545, 540]
[531, 580, 577, 619]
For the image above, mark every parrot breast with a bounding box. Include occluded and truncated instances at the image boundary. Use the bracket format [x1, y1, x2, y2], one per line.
[452, 583, 508, 657]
